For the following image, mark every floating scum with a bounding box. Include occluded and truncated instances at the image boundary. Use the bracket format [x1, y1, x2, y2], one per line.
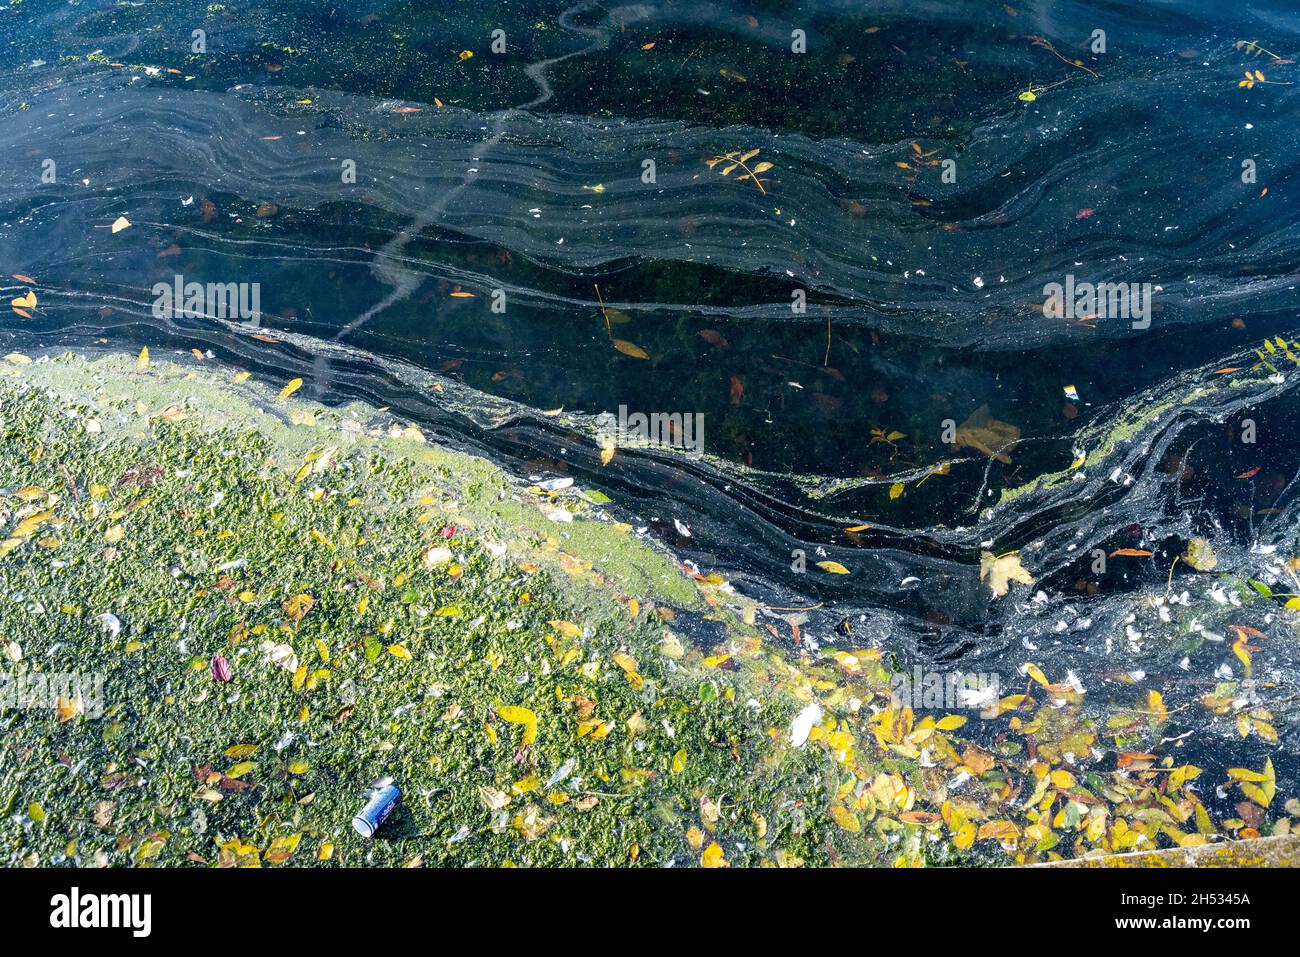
[0, 350, 1297, 867]
[2, 0, 1300, 868]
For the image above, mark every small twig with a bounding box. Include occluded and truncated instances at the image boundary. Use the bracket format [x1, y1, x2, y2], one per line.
[1027, 35, 1099, 78]
[681, 41, 706, 67]
[593, 283, 612, 340]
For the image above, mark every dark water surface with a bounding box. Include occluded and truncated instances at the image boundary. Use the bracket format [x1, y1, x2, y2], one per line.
[3, 1, 1300, 797]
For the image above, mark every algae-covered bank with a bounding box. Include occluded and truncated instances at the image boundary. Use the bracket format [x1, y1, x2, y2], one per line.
[0, 350, 841, 868]
[2, 351, 1298, 870]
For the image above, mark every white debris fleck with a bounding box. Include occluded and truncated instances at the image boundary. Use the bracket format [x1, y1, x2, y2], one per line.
[789, 702, 822, 748]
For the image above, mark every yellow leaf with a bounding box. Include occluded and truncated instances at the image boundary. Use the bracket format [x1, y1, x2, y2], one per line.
[1234, 759, 1275, 806]
[387, 644, 412, 660]
[498, 705, 537, 725]
[577, 718, 612, 740]
[953, 820, 976, 850]
[816, 560, 850, 575]
[1232, 636, 1253, 676]
[136, 346, 149, 369]
[498, 705, 539, 744]
[56, 696, 82, 723]
[1049, 769, 1077, 789]
[265, 833, 302, 862]
[671, 748, 687, 774]
[701, 842, 729, 868]
[1148, 689, 1168, 722]
[226, 761, 256, 779]
[830, 805, 861, 833]
[279, 377, 303, 399]
[283, 593, 315, 621]
[889, 482, 905, 499]
[110, 216, 131, 233]
[612, 339, 650, 360]
[511, 773, 540, 795]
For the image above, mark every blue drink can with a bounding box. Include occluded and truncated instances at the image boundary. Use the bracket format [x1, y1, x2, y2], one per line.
[352, 783, 401, 838]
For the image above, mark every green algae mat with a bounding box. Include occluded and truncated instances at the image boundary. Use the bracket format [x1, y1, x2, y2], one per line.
[1, 351, 1296, 868]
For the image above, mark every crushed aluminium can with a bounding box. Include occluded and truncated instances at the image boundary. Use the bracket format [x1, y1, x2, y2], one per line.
[352, 782, 401, 838]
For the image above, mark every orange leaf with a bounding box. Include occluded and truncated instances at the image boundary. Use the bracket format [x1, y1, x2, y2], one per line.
[1229, 624, 1267, 641]
[1117, 752, 1157, 768]
[899, 811, 941, 825]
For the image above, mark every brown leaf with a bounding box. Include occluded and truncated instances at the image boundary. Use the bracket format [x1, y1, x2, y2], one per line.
[955, 405, 1020, 463]
[961, 746, 995, 774]
[1236, 801, 1264, 828]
